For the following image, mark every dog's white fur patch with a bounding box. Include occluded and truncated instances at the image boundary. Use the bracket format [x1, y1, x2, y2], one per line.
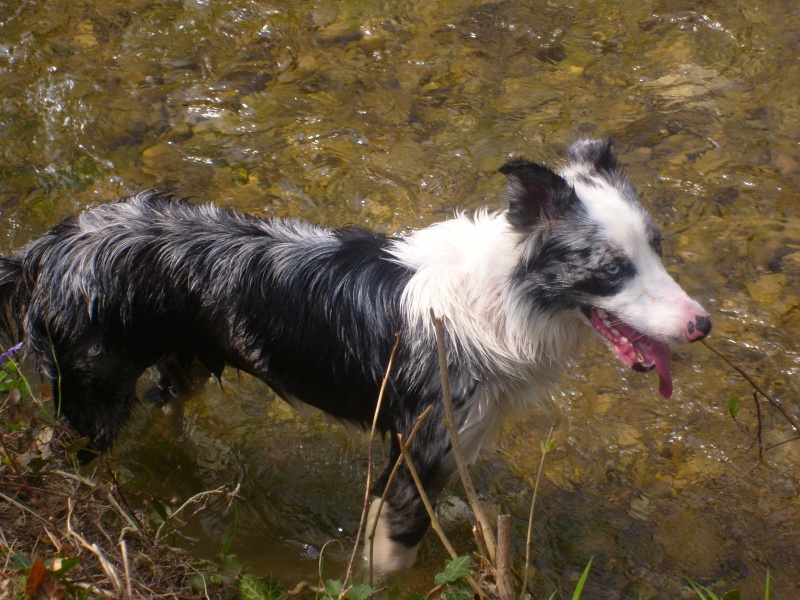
[364, 497, 419, 577]
[388, 210, 583, 461]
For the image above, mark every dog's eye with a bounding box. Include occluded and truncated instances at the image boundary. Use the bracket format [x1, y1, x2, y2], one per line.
[604, 263, 621, 276]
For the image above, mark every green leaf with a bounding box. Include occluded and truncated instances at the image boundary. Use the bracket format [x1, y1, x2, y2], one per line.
[11, 554, 33, 570]
[445, 580, 473, 600]
[222, 553, 243, 573]
[61, 436, 91, 460]
[435, 555, 472, 585]
[324, 579, 344, 598]
[240, 573, 285, 600]
[52, 556, 81, 576]
[764, 567, 771, 600]
[151, 499, 169, 523]
[221, 504, 238, 558]
[684, 576, 719, 600]
[545, 437, 557, 453]
[347, 582, 373, 600]
[571, 556, 593, 600]
[727, 396, 740, 418]
[721, 591, 741, 600]
[190, 573, 208, 591]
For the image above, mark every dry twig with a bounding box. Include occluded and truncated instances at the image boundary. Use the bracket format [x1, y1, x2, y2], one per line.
[66, 498, 124, 596]
[702, 339, 800, 434]
[341, 333, 401, 595]
[367, 404, 433, 583]
[430, 310, 498, 562]
[397, 433, 487, 599]
[496, 515, 514, 600]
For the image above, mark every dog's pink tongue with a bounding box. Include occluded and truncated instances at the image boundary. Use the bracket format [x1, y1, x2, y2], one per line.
[650, 341, 672, 398]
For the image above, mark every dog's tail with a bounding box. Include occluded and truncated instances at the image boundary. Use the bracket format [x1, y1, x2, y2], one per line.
[0, 255, 24, 343]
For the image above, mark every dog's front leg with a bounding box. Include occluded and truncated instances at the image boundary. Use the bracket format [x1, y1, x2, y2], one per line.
[363, 417, 453, 579]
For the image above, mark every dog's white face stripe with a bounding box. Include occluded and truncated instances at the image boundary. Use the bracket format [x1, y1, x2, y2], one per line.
[571, 178, 652, 257]
[562, 172, 703, 344]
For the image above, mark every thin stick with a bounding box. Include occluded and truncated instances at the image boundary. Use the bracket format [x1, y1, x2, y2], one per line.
[430, 310, 497, 562]
[397, 433, 487, 599]
[120, 540, 132, 598]
[522, 424, 555, 595]
[368, 404, 433, 583]
[0, 426, 43, 509]
[702, 339, 800, 434]
[495, 515, 514, 600]
[154, 485, 234, 539]
[753, 390, 764, 463]
[763, 435, 800, 451]
[67, 499, 123, 595]
[71, 582, 117, 598]
[0, 491, 51, 525]
[55, 470, 141, 533]
[341, 333, 401, 595]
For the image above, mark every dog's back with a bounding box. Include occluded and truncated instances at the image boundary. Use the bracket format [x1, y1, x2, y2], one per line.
[2, 193, 416, 452]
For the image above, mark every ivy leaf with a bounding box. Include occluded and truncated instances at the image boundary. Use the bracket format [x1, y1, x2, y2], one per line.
[445, 580, 474, 600]
[240, 573, 285, 600]
[347, 582, 373, 600]
[434, 555, 472, 585]
[151, 500, 169, 524]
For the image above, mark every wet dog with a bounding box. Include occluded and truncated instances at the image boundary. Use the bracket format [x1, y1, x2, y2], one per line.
[0, 138, 710, 576]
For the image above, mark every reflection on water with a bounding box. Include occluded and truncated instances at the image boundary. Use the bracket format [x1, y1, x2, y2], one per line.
[2, 0, 799, 596]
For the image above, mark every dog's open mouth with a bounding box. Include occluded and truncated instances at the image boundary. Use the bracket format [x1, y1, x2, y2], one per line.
[581, 306, 673, 398]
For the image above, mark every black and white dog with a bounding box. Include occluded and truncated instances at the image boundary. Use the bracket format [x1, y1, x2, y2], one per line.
[0, 138, 710, 575]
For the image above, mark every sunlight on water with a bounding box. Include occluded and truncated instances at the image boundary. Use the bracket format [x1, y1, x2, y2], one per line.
[1, 0, 799, 596]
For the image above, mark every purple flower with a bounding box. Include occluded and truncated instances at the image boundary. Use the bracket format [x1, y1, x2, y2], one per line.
[0, 342, 24, 369]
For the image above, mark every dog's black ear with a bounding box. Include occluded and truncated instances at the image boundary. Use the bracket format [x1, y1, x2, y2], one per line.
[499, 159, 573, 230]
[567, 137, 618, 172]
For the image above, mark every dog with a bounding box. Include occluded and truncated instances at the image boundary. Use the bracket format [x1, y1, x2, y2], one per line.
[0, 138, 710, 576]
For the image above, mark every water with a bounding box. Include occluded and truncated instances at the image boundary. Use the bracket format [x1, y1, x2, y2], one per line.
[1, 0, 799, 596]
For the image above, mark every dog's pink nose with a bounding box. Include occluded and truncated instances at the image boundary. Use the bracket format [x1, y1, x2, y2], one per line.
[685, 314, 711, 342]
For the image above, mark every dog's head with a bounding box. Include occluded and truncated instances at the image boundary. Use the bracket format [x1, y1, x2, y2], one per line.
[500, 138, 710, 398]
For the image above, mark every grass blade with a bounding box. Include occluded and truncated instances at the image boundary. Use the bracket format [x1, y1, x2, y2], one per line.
[571, 556, 593, 600]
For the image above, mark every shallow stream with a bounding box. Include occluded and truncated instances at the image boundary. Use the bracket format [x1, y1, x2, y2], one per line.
[1, 0, 799, 596]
